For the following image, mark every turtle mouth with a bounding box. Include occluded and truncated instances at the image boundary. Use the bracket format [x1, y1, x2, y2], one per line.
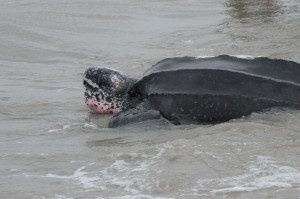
[84, 91, 122, 114]
[83, 79, 122, 114]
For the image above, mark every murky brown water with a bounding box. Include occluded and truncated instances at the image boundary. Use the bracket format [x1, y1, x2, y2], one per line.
[0, 0, 299, 198]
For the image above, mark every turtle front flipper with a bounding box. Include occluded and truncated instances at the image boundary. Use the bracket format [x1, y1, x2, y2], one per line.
[108, 108, 161, 128]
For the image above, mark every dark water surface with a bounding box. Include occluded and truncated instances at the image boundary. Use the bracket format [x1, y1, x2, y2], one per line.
[0, 0, 299, 198]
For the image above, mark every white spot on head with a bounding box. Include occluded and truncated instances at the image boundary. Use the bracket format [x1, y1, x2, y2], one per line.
[111, 74, 125, 91]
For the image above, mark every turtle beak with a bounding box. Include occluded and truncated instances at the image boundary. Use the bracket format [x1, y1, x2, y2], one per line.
[83, 68, 99, 92]
[83, 68, 97, 83]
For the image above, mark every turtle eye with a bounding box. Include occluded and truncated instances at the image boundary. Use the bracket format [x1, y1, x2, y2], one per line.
[97, 77, 109, 88]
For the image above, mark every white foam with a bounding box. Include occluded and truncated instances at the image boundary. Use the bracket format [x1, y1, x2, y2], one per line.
[25, 147, 166, 194]
[16, 152, 31, 155]
[47, 128, 61, 133]
[47, 124, 70, 133]
[83, 122, 98, 129]
[196, 156, 300, 195]
[14, 152, 48, 157]
[183, 40, 194, 45]
[109, 194, 175, 199]
[45, 166, 100, 189]
[110, 160, 128, 171]
[53, 194, 74, 199]
[98, 147, 166, 194]
[63, 125, 70, 129]
[212, 186, 258, 193]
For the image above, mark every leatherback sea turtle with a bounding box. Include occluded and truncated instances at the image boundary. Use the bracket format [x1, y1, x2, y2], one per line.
[83, 55, 300, 128]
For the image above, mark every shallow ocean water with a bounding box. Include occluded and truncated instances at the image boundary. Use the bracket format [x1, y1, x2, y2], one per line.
[0, 0, 299, 198]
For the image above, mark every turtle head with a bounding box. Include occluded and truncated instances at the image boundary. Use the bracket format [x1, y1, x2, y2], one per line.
[83, 68, 131, 114]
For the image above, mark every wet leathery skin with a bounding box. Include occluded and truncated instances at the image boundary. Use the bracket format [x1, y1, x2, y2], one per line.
[83, 68, 133, 114]
[126, 55, 300, 126]
[133, 68, 300, 104]
[84, 55, 300, 127]
[147, 93, 300, 125]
